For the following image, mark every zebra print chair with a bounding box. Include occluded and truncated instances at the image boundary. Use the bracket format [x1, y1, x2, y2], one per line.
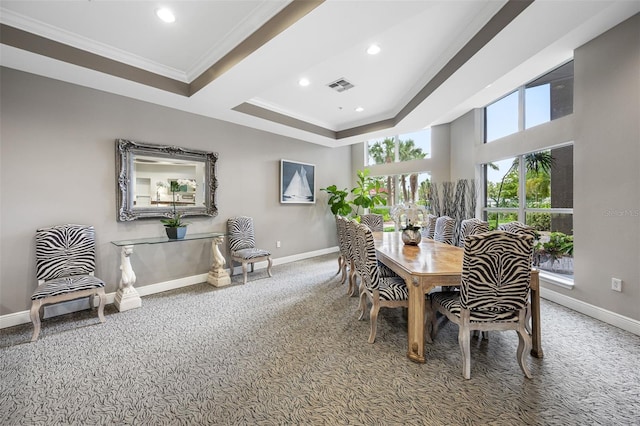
[421, 214, 438, 239]
[343, 218, 360, 297]
[30, 224, 106, 342]
[360, 213, 384, 232]
[227, 216, 273, 285]
[335, 215, 349, 284]
[458, 218, 490, 247]
[497, 221, 538, 334]
[353, 222, 409, 343]
[498, 221, 538, 242]
[434, 216, 456, 245]
[431, 231, 534, 379]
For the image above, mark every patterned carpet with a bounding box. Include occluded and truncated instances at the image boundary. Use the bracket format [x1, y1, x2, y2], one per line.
[1, 254, 639, 425]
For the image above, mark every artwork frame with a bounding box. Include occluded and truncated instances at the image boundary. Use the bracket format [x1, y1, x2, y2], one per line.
[280, 159, 316, 204]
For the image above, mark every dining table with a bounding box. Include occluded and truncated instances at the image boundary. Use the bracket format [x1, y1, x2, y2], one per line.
[373, 231, 543, 364]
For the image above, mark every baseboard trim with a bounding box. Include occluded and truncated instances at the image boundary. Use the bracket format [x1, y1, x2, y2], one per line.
[540, 287, 640, 336]
[1, 247, 340, 330]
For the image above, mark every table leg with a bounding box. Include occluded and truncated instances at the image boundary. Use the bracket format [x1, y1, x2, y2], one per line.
[208, 236, 231, 287]
[114, 245, 142, 311]
[530, 272, 544, 358]
[407, 276, 426, 363]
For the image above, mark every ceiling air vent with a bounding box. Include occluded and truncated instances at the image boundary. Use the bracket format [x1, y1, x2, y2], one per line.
[327, 78, 354, 93]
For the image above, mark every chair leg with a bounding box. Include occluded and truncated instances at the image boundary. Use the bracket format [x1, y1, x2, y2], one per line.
[242, 261, 248, 284]
[266, 257, 273, 277]
[517, 312, 533, 378]
[336, 254, 343, 276]
[358, 290, 368, 320]
[229, 260, 235, 277]
[97, 289, 106, 323]
[459, 310, 472, 379]
[368, 298, 380, 343]
[30, 300, 42, 342]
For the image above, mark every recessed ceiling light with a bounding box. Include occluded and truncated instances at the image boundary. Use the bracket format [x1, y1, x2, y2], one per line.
[156, 8, 176, 23]
[355, 107, 364, 112]
[367, 44, 381, 55]
[298, 78, 310, 87]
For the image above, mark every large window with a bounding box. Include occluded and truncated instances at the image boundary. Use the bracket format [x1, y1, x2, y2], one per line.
[483, 146, 574, 278]
[366, 129, 431, 166]
[485, 61, 573, 143]
[369, 172, 431, 230]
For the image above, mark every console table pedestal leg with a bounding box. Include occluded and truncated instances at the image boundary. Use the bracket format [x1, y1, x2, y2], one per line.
[115, 245, 142, 311]
[208, 236, 231, 287]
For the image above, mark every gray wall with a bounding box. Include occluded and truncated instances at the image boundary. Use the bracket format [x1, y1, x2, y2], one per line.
[448, 14, 640, 322]
[572, 14, 639, 321]
[0, 68, 351, 316]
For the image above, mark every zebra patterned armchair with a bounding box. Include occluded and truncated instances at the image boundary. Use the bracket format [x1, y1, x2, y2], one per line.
[30, 224, 106, 342]
[360, 213, 384, 232]
[434, 216, 456, 245]
[353, 222, 408, 344]
[458, 218, 490, 247]
[227, 216, 273, 285]
[431, 231, 534, 379]
[422, 214, 438, 239]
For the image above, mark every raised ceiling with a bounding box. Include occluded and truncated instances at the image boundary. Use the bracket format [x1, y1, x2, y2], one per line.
[1, 0, 639, 147]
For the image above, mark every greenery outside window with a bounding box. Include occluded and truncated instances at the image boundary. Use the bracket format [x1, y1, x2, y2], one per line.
[483, 146, 574, 279]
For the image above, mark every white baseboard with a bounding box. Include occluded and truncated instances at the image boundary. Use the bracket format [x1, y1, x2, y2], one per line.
[540, 287, 640, 336]
[0, 247, 340, 330]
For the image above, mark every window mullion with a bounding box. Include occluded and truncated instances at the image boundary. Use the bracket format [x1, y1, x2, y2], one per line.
[518, 155, 526, 222]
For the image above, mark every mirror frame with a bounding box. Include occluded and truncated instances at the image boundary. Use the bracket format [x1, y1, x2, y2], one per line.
[116, 139, 218, 221]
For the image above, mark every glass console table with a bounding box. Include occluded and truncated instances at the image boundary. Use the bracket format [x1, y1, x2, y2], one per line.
[111, 232, 230, 312]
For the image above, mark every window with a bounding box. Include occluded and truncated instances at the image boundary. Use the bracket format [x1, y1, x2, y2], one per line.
[485, 92, 519, 142]
[369, 172, 431, 231]
[485, 61, 573, 142]
[366, 128, 430, 166]
[483, 146, 574, 279]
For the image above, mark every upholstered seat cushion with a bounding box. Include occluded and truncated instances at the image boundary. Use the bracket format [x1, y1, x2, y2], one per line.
[231, 248, 271, 260]
[378, 276, 409, 301]
[431, 291, 520, 322]
[31, 275, 105, 300]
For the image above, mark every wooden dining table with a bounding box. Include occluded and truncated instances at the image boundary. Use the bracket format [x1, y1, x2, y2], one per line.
[373, 231, 543, 364]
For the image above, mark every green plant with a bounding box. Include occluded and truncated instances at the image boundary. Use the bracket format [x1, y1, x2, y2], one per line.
[161, 181, 189, 228]
[320, 169, 387, 217]
[350, 169, 387, 216]
[535, 232, 573, 262]
[320, 185, 352, 216]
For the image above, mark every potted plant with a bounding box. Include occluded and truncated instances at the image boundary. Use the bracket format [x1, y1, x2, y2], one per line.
[161, 180, 189, 239]
[391, 203, 427, 245]
[320, 169, 387, 218]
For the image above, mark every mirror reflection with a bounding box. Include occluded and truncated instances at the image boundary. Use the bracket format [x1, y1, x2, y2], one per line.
[116, 139, 218, 221]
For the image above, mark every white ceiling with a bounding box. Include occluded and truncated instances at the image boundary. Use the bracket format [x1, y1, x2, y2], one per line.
[1, 0, 639, 147]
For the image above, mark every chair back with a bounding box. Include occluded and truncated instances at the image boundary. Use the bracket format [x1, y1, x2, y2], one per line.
[227, 216, 257, 252]
[458, 218, 489, 247]
[434, 216, 456, 245]
[497, 221, 537, 241]
[353, 222, 381, 292]
[36, 224, 97, 281]
[461, 231, 533, 317]
[422, 214, 437, 239]
[343, 217, 358, 263]
[360, 214, 384, 232]
[335, 215, 348, 257]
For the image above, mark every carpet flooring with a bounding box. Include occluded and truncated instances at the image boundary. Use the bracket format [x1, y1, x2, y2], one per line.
[1, 254, 639, 425]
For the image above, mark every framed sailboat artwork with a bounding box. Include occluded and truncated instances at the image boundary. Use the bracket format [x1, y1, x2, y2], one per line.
[280, 159, 316, 204]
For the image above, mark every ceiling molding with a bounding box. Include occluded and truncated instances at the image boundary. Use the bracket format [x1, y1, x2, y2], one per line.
[0, 23, 190, 96]
[189, 0, 325, 95]
[237, 0, 534, 140]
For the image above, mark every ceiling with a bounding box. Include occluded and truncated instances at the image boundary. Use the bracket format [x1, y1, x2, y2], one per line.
[1, 0, 639, 147]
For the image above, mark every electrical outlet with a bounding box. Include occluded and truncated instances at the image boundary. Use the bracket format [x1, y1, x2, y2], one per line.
[611, 278, 622, 292]
[276, 240, 281, 248]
